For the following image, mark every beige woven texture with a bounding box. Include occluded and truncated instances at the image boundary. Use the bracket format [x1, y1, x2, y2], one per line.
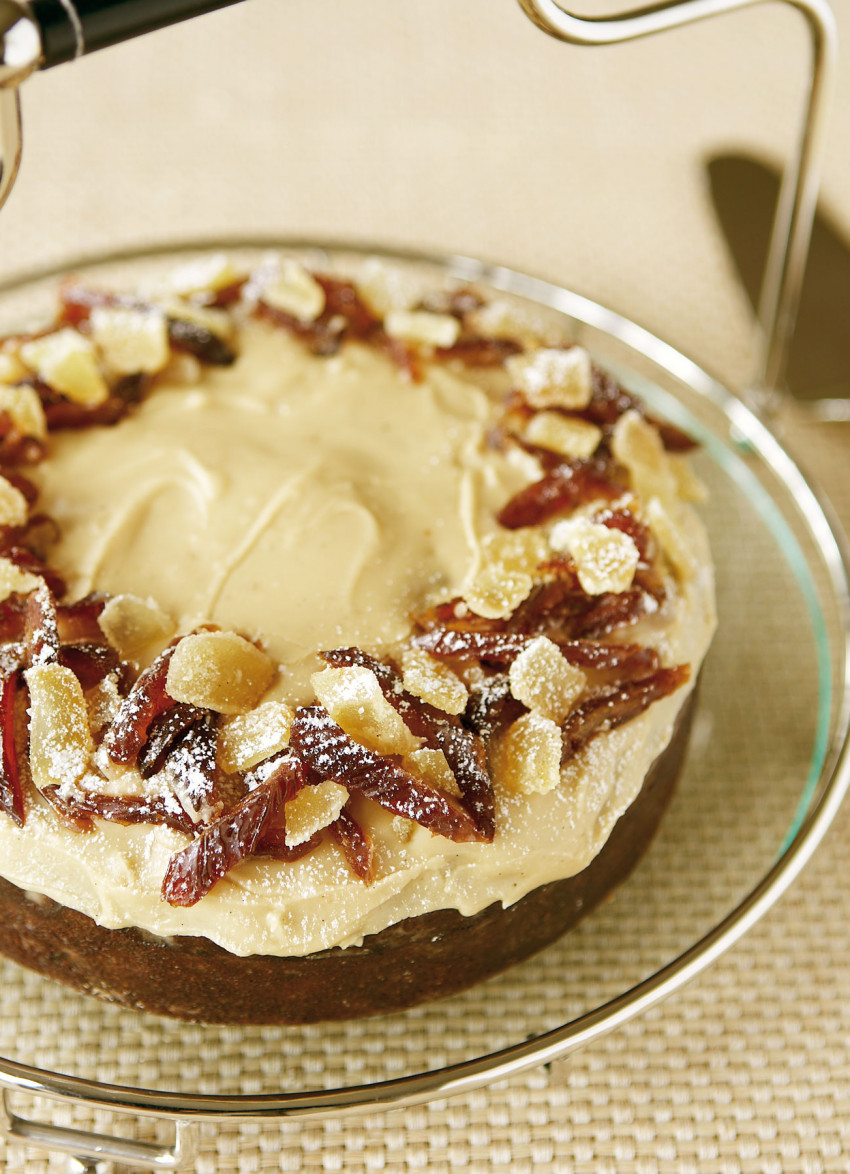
[1, 1, 850, 1170]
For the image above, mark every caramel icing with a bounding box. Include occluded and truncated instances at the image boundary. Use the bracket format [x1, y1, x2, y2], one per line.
[0, 319, 716, 957]
[38, 324, 532, 700]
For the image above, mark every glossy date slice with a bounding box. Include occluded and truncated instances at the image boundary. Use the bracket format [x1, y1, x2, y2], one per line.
[497, 458, 621, 530]
[103, 645, 178, 765]
[330, 803, 374, 884]
[561, 665, 690, 761]
[41, 786, 197, 836]
[0, 672, 24, 826]
[162, 755, 304, 906]
[290, 705, 484, 843]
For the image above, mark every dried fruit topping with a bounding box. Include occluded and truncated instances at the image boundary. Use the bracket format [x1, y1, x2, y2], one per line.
[506, 347, 593, 410]
[137, 702, 203, 778]
[548, 516, 640, 596]
[167, 316, 236, 366]
[164, 710, 219, 817]
[24, 583, 59, 668]
[25, 662, 93, 791]
[103, 645, 178, 765]
[290, 705, 484, 843]
[218, 701, 294, 774]
[413, 627, 528, 666]
[97, 593, 174, 661]
[284, 779, 349, 847]
[507, 636, 587, 723]
[497, 458, 621, 530]
[561, 665, 690, 761]
[165, 631, 274, 715]
[0, 672, 24, 826]
[498, 710, 564, 795]
[330, 803, 374, 884]
[162, 755, 303, 906]
[58, 641, 121, 690]
[41, 786, 196, 837]
[319, 648, 495, 840]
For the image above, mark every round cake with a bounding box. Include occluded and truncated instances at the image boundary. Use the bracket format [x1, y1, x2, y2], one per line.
[0, 253, 715, 1022]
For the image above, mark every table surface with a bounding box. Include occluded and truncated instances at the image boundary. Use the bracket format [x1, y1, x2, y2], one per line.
[1, 2, 849, 1170]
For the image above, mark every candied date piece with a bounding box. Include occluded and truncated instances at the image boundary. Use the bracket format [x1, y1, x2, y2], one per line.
[465, 674, 525, 745]
[437, 336, 523, 367]
[137, 703, 202, 778]
[41, 786, 196, 836]
[562, 664, 690, 761]
[290, 705, 484, 843]
[162, 756, 304, 906]
[497, 458, 621, 530]
[43, 398, 130, 431]
[24, 583, 59, 668]
[0, 470, 38, 508]
[330, 803, 374, 884]
[167, 317, 236, 366]
[0, 515, 60, 562]
[0, 672, 24, 826]
[319, 648, 495, 840]
[59, 642, 120, 689]
[166, 710, 219, 813]
[413, 628, 528, 665]
[56, 595, 107, 644]
[103, 644, 178, 765]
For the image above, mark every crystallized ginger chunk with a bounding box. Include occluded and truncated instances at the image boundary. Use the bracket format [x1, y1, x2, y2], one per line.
[550, 516, 639, 595]
[611, 409, 677, 507]
[498, 710, 563, 796]
[506, 347, 592, 410]
[508, 636, 586, 723]
[403, 747, 462, 797]
[0, 384, 47, 439]
[311, 665, 421, 757]
[384, 309, 460, 349]
[0, 476, 28, 528]
[524, 412, 602, 459]
[166, 631, 274, 715]
[463, 564, 533, 620]
[401, 646, 468, 716]
[262, 260, 326, 322]
[647, 498, 698, 581]
[284, 780, 349, 847]
[19, 329, 109, 406]
[0, 557, 40, 602]
[98, 594, 175, 660]
[218, 701, 295, 773]
[90, 306, 170, 376]
[26, 663, 93, 791]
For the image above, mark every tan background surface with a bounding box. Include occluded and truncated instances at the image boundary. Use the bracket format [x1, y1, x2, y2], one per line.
[1, 1, 850, 1169]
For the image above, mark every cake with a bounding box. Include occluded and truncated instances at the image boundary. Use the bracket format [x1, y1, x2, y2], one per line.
[0, 252, 715, 1022]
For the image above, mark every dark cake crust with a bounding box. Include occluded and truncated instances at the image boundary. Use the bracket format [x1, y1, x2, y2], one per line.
[0, 695, 693, 1024]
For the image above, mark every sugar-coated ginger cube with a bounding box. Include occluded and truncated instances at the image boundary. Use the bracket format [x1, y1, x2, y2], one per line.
[20, 329, 109, 406]
[218, 701, 295, 773]
[401, 646, 468, 716]
[26, 663, 94, 791]
[550, 516, 640, 595]
[166, 631, 274, 715]
[284, 780, 349, 847]
[311, 665, 421, 756]
[498, 710, 563, 795]
[98, 594, 174, 660]
[508, 636, 586, 723]
[506, 346, 592, 410]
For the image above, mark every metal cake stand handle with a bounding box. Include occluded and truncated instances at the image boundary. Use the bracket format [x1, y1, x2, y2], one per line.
[0, 0, 841, 1171]
[518, 0, 838, 412]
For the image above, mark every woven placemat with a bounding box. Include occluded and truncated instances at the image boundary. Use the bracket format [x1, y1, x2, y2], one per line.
[1, 2, 849, 1169]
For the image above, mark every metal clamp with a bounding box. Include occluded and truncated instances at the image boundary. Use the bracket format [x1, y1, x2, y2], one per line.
[517, 0, 838, 407]
[1, 1089, 198, 1172]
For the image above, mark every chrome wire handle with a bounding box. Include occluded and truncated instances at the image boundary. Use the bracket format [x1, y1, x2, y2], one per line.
[517, 0, 838, 409]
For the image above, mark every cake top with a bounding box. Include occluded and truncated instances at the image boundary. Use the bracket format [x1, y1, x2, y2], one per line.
[0, 253, 715, 954]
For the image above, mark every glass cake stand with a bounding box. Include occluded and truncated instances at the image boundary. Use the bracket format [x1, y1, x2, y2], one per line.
[0, 239, 847, 1172]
